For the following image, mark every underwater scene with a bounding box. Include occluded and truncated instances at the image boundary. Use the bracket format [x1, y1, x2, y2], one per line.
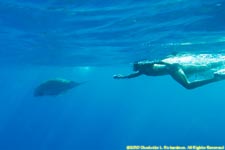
[0, 0, 225, 150]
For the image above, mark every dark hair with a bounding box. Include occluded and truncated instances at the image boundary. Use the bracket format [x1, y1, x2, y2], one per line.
[133, 60, 156, 71]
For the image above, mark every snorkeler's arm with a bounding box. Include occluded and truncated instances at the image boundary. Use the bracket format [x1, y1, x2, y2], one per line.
[113, 72, 142, 79]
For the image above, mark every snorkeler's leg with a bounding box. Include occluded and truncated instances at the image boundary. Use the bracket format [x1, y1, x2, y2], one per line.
[184, 78, 219, 89]
[169, 66, 193, 89]
[113, 72, 142, 79]
[169, 64, 218, 89]
[186, 69, 225, 89]
[214, 69, 225, 78]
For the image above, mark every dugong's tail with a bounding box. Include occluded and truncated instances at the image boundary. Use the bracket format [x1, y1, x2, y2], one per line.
[71, 81, 88, 87]
[78, 81, 88, 85]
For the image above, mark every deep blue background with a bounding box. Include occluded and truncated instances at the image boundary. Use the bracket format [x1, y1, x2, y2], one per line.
[0, 0, 225, 150]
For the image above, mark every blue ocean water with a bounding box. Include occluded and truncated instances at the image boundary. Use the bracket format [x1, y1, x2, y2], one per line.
[0, 0, 225, 150]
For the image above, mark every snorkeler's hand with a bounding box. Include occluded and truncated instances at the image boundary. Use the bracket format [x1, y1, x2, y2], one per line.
[113, 74, 124, 79]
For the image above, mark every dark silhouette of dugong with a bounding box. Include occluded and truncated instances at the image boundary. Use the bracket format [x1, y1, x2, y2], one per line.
[34, 78, 85, 97]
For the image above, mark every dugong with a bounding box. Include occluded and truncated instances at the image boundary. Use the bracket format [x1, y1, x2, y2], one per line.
[34, 78, 85, 97]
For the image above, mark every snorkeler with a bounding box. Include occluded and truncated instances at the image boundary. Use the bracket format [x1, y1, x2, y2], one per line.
[113, 53, 225, 89]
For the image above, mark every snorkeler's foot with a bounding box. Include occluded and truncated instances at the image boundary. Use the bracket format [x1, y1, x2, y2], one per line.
[214, 69, 225, 80]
